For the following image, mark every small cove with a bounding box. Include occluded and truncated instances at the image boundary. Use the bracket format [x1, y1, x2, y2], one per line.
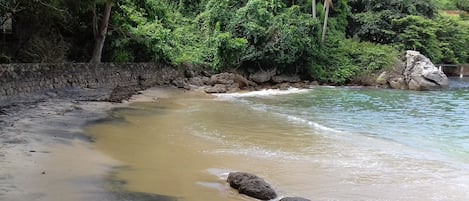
[86, 80, 469, 200]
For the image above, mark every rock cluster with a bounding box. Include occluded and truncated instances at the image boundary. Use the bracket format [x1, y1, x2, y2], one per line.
[377, 50, 449, 90]
[227, 172, 310, 201]
[177, 69, 309, 93]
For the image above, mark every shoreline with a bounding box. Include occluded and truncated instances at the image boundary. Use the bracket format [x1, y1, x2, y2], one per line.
[2, 81, 469, 200]
[0, 85, 219, 201]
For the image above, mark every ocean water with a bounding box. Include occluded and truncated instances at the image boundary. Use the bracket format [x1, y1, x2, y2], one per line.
[86, 78, 469, 201]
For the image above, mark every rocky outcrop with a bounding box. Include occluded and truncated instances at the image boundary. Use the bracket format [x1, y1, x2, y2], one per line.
[377, 50, 449, 90]
[227, 172, 277, 200]
[272, 74, 301, 83]
[405, 50, 448, 90]
[199, 73, 254, 93]
[249, 68, 277, 83]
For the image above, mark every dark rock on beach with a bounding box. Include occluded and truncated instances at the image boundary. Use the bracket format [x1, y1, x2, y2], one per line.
[227, 172, 277, 200]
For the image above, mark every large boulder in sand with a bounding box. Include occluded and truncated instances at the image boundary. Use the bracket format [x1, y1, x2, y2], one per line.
[227, 172, 277, 200]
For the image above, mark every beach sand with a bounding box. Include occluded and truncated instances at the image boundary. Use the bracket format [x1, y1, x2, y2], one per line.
[0, 87, 189, 201]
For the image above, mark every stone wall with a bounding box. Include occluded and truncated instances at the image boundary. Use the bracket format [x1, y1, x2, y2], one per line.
[0, 63, 181, 104]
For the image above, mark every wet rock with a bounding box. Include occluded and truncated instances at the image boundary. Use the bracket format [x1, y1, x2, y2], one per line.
[227, 83, 241, 93]
[188, 77, 204, 86]
[375, 71, 388, 86]
[234, 74, 257, 88]
[249, 68, 276, 83]
[204, 84, 227, 93]
[184, 69, 196, 78]
[293, 82, 310, 89]
[201, 76, 212, 85]
[172, 77, 187, 88]
[227, 172, 277, 200]
[272, 74, 301, 83]
[228, 172, 259, 189]
[274, 82, 293, 90]
[280, 197, 311, 201]
[389, 77, 407, 90]
[211, 73, 235, 85]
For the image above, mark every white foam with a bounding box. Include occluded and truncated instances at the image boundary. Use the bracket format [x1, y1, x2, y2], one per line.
[215, 88, 310, 99]
[284, 115, 343, 134]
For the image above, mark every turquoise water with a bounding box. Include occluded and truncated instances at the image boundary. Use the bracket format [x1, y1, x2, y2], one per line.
[222, 78, 469, 163]
[209, 78, 469, 199]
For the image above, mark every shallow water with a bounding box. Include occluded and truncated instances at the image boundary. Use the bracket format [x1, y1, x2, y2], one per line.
[86, 81, 469, 200]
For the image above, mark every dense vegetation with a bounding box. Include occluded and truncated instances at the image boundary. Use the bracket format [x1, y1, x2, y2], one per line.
[1, 0, 468, 84]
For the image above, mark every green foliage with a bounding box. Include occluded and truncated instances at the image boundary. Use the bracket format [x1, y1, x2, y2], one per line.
[456, 0, 469, 11]
[9, 0, 469, 86]
[212, 31, 248, 70]
[392, 15, 469, 64]
[310, 37, 397, 84]
[223, 2, 320, 72]
[432, 0, 458, 10]
[348, 0, 436, 18]
[392, 16, 442, 62]
[348, 0, 437, 44]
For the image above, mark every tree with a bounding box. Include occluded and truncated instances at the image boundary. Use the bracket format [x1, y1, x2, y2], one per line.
[347, 0, 436, 44]
[312, 0, 316, 19]
[90, 0, 114, 63]
[321, 0, 332, 43]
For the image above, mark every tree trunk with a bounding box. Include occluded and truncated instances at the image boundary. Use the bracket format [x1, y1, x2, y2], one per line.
[321, 2, 330, 44]
[312, 0, 316, 19]
[90, 0, 114, 63]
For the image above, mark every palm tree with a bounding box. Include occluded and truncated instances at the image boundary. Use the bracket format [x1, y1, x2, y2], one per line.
[321, 0, 332, 44]
[312, 0, 316, 19]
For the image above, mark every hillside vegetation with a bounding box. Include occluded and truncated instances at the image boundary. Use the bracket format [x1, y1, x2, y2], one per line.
[1, 0, 468, 84]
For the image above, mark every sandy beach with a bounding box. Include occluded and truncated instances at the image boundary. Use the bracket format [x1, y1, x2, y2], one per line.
[0, 87, 189, 201]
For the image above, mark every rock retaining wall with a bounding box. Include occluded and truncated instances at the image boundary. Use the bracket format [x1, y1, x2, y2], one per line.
[0, 63, 180, 104]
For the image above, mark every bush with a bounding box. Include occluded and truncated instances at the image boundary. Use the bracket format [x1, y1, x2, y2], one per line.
[456, 0, 469, 12]
[392, 15, 469, 64]
[310, 37, 397, 84]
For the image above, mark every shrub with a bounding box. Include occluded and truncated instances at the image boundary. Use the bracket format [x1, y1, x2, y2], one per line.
[310, 37, 397, 84]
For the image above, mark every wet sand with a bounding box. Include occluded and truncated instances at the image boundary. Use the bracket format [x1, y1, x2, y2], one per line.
[0, 99, 120, 201]
[0, 88, 191, 201]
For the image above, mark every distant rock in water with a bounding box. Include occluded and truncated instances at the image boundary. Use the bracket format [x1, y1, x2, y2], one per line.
[227, 172, 277, 200]
[378, 50, 449, 90]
